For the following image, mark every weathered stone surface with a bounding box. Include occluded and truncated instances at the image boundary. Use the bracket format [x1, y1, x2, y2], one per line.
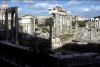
[52, 38, 62, 49]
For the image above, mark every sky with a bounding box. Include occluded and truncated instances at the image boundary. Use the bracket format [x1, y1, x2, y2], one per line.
[0, 0, 100, 18]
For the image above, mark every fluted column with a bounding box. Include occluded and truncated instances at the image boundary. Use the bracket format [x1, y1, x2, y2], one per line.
[63, 15, 65, 34]
[33, 17, 35, 33]
[11, 12, 14, 42]
[2, 9, 4, 28]
[96, 20, 98, 28]
[61, 15, 63, 34]
[15, 7, 19, 44]
[98, 20, 99, 28]
[64, 15, 66, 34]
[99, 20, 100, 28]
[60, 14, 62, 35]
[49, 17, 53, 49]
[62, 15, 64, 34]
[5, 9, 8, 41]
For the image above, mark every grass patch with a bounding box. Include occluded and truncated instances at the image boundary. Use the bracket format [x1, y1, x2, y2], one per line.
[59, 34, 74, 43]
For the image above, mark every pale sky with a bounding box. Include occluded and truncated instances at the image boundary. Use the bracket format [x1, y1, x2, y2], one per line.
[0, 0, 100, 18]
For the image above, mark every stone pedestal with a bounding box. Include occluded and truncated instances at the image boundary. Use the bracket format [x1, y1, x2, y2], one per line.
[52, 38, 62, 49]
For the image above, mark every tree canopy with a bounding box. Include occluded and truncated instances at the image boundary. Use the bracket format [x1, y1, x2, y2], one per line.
[72, 21, 86, 27]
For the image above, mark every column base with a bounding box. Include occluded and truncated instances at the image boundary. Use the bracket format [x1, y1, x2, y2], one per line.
[15, 40, 19, 45]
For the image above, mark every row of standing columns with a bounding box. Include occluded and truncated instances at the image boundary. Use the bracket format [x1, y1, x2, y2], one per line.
[49, 13, 72, 49]
[53, 13, 72, 38]
[5, 7, 19, 44]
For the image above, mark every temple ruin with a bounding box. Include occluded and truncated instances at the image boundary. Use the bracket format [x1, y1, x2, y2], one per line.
[4, 7, 19, 44]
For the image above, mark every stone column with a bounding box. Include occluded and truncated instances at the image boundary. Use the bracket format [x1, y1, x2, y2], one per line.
[33, 17, 35, 33]
[62, 15, 64, 34]
[65, 16, 67, 33]
[64, 15, 66, 34]
[55, 13, 58, 37]
[70, 15, 72, 29]
[11, 12, 14, 42]
[49, 17, 53, 49]
[56, 14, 59, 36]
[86, 23, 88, 29]
[15, 7, 19, 44]
[68, 15, 70, 30]
[63, 15, 65, 34]
[98, 20, 99, 28]
[95, 20, 97, 28]
[96, 20, 97, 28]
[61, 15, 63, 34]
[75, 23, 78, 30]
[2, 9, 4, 28]
[5, 9, 8, 41]
[60, 14, 62, 35]
[96, 20, 98, 28]
[58, 14, 60, 36]
[95, 19, 96, 28]
[64, 15, 66, 33]
[99, 20, 100, 28]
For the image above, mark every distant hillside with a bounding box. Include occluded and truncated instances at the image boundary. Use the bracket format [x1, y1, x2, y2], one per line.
[94, 16, 100, 19]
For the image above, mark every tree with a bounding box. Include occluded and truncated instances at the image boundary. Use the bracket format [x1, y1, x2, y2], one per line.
[45, 18, 54, 26]
[72, 21, 86, 27]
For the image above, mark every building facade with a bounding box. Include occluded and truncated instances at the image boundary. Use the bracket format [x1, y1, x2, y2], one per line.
[90, 18, 100, 28]
[19, 14, 36, 35]
[73, 16, 86, 21]
[0, 1, 13, 30]
[0, 1, 8, 29]
[35, 16, 50, 24]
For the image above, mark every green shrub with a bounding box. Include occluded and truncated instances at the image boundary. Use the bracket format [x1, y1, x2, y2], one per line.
[72, 21, 86, 27]
[59, 34, 74, 42]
